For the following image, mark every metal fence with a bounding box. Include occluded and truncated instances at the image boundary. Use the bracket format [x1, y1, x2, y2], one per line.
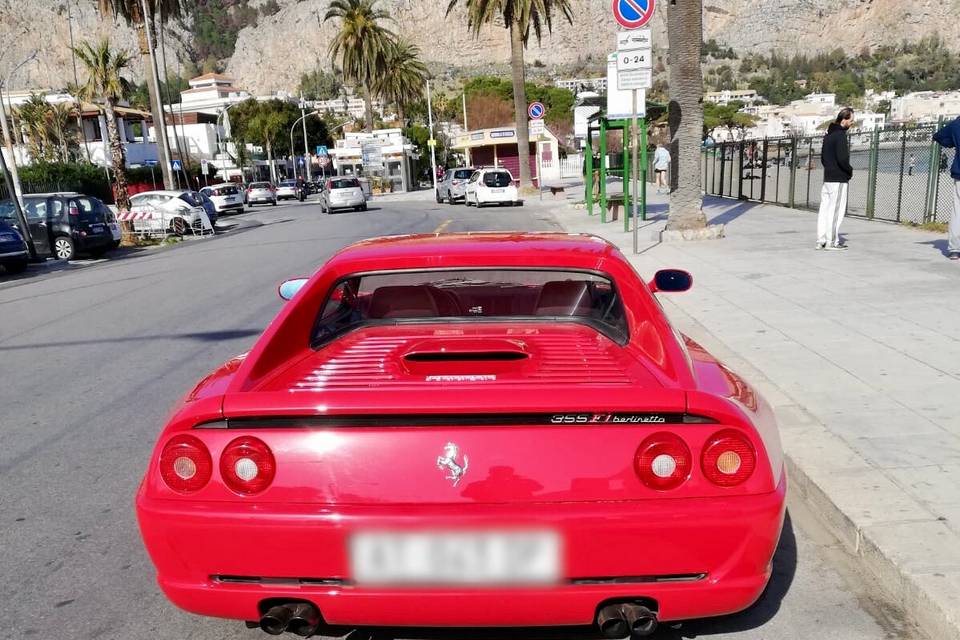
[0, 179, 104, 202]
[702, 124, 957, 225]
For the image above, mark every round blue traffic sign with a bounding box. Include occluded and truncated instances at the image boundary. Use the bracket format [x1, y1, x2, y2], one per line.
[528, 102, 545, 120]
[612, 0, 655, 30]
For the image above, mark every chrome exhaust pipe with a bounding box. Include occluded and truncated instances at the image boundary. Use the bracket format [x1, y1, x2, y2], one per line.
[286, 603, 322, 637]
[597, 604, 630, 639]
[260, 605, 295, 635]
[621, 604, 658, 637]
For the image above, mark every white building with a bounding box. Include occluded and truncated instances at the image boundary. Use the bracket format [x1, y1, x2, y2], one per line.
[705, 89, 760, 106]
[312, 95, 385, 120]
[553, 77, 607, 93]
[330, 129, 417, 192]
[572, 92, 603, 149]
[3, 90, 157, 168]
[890, 91, 960, 124]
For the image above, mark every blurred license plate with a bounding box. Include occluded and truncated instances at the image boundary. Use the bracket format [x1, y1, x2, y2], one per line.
[491, 188, 505, 193]
[351, 531, 560, 585]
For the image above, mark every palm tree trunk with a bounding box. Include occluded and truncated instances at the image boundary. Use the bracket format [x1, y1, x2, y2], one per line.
[136, 21, 175, 190]
[103, 99, 130, 212]
[363, 83, 374, 132]
[666, 0, 706, 230]
[398, 105, 406, 128]
[509, 23, 532, 190]
[266, 140, 276, 183]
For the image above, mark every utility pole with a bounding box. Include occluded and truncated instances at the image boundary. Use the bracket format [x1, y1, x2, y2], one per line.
[140, 0, 175, 189]
[300, 94, 312, 181]
[0, 51, 36, 207]
[66, 0, 91, 162]
[462, 89, 471, 166]
[426, 79, 438, 192]
[0, 137, 35, 258]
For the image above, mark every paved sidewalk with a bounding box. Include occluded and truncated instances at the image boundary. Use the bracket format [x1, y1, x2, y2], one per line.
[552, 190, 960, 640]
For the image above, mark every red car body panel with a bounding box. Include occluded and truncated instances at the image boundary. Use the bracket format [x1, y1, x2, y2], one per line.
[136, 233, 786, 630]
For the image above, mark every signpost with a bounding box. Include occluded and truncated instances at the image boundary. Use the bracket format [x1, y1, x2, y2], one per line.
[316, 145, 328, 156]
[528, 102, 545, 120]
[145, 159, 158, 188]
[171, 159, 184, 190]
[611, 0, 655, 254]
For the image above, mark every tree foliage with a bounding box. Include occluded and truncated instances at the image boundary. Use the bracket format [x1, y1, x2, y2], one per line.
[463, 76, 574, 128]
[298, 70, 344, 102]
[229, 99, 332, 158]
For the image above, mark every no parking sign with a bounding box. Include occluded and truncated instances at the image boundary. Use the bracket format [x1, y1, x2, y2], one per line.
[612, 0, 655, 30]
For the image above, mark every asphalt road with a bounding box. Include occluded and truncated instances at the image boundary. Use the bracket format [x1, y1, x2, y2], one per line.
[0, 195, 926, 640]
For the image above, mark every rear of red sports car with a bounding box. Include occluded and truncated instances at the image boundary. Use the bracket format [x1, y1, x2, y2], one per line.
[136, 234, 786, 638]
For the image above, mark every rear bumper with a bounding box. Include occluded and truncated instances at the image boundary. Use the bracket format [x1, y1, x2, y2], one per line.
[137, 472, 785, 626]
[329, 198, 365, 209]
[215, 202, 244, 212]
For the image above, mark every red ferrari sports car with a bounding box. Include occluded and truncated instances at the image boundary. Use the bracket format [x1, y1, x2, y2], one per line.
[136, 233, 786, 638]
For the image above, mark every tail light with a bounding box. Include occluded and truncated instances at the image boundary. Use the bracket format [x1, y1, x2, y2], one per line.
[452, 180, 461, 186]
[634, 432, 691, 490]
[159, 435, 213, 493]
[246, 187, 252, 192]
[701, 429, 756, 487]
[68, 204, 80, 216]
[219, 436, 276, 495]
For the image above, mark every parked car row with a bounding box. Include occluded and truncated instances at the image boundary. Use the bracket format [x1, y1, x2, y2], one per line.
[437, 167, 523, 208]
[0, 192, 117, 264]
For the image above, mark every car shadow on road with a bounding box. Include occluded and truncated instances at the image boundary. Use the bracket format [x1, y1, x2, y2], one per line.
[0, 329, 262, 352]
[333, 513, 798, 640]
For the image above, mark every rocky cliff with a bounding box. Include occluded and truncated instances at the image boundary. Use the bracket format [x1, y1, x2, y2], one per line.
[1, 0, 959, 94]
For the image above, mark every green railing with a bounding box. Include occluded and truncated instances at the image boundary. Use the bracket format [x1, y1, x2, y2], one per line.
[701, 121, 956, 225]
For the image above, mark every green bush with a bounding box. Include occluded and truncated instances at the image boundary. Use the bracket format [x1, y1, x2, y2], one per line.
[17, 162, 111, 202]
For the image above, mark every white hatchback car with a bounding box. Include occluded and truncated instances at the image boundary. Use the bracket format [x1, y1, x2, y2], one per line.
[464, 168, 522, 208]
[200, 183, 245, 214]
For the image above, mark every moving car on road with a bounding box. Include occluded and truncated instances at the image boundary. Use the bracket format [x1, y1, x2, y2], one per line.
[276, 180, 300, 201]
[464, 167, 522, 208]
[201, 183, 245, 215]
[246, 182, 278, 207]
[136, 233, 786, 640]
[129, 191, 212, 237]
[0, 193, 115, 260]
[319, 177, 367, 213]
[0, 218, 28, 274]
[436, 166, 475, 204]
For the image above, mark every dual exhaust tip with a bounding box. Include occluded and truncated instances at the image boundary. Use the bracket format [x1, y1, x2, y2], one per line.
[255, 600, 656, 639]
[597, 603, 658, 639]
[259, 603, 322, 637]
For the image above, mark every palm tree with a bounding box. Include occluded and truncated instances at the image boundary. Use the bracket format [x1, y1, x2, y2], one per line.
[97, 0, 182, 189]
[666, 0, 707, 231]
[73, 39, 133, 212]
[241, 101, 288, 184]
[17, 95, 54, 162]
[324, 0, 395, 132]
[375, 39, 428, 126]
[48, 103, 76, 162]
[446, 0, 573, 190]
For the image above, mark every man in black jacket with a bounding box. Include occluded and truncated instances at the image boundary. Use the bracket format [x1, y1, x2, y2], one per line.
[817, 108, 855, 250]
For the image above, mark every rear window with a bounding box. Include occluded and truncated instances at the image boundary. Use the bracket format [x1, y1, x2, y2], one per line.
[483, 172, 512, 188]
[280, 180, 296, 187]
[216, 185, 238, 195]
[251, 182, 271, 189]
[330, 178, 359, 189]
[72, 197, 106, 222]
[454, 169, 474, 179]
[0, 200, 18, 222]
[311, 269, 629, 347]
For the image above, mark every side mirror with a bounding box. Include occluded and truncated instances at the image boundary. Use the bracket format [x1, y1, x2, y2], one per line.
[278, 278, 309, 301]
[649, 269, 693, 293]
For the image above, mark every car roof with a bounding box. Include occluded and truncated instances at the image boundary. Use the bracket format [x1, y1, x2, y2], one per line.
[131, 190, 190, 196]
[24, 192, 84, 198]
[207, 183, 237, 187]
[325, 233, 619, 275]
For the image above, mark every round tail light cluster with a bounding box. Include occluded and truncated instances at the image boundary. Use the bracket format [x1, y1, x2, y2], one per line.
[634, 432, 692, 490]
[158, 435, 275, 495]
[159, 435, 213, 493]
[701, 429, 756, 487]
[219, 436, 277, 495]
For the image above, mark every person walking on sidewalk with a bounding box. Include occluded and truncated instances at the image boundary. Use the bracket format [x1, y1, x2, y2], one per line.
[908, 154, 916, 176]
[933, 116, 960, 260]
[817, 108, 855, 250]
[653, 144, 671, 194]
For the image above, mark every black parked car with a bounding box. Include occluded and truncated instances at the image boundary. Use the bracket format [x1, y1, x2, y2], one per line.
[0, 193, 115, 261]
[0, 217, 29, 274]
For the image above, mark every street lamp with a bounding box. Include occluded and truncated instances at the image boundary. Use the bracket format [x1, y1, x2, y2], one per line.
[0, 50, 38, 202]
[290, 110, 320, 181]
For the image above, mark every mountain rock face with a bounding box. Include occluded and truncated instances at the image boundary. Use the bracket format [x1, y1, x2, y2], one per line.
[1, 0, 959, 94]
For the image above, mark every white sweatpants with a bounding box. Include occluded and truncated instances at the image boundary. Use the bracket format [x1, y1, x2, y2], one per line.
[950, 180, 960, 255]
[817, 183, 848, 247]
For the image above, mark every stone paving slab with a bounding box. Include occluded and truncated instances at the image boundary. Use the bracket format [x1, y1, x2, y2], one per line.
[551, 189, 960, 640]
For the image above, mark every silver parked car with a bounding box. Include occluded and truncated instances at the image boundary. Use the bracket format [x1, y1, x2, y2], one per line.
[246, 182, 278, 206]
[436, 167, 476, 204]
[276, 180, 299, 201]
[319, 177, 367, 213]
